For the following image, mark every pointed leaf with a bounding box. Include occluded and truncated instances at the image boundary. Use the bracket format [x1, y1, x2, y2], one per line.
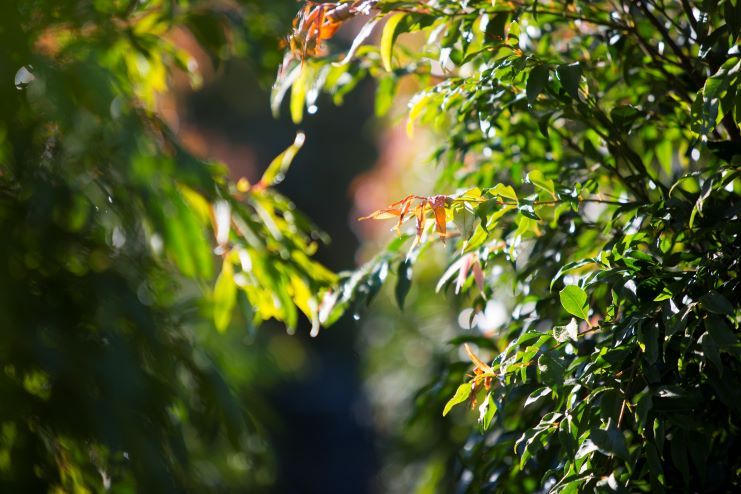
[259, 132, 305, 188]
[443, 383, 472, 416]
[556, 62, 582, 99]
[214, 261, 237, 332]
[526, 65, 549, 103]
[395, 259, 412, 310]
[334, 18, 380, 66]
[465, 343, 493, 373]
[559, 285, 590, 321]
[381, 13, 406, 72]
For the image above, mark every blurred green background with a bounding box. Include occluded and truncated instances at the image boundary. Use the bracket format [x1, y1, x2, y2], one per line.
[0, 1, 472, 492]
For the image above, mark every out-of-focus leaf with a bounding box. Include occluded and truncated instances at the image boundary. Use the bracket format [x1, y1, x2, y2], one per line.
[335, 17, 380, 66]
[699, 290, 733, 314]
[527, 65, 549, 103]
[556, 62, 582, 99]
[290, 65, 309, 124]
[214, 260, 237, 332]
[258, 132, 305, 188]
[395, 259, 412, 310]
[375, 75, 397, 117]
[381, 13, 406, 72]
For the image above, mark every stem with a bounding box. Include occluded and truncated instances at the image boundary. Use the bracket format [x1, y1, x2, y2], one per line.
[617, 361, 639, 429]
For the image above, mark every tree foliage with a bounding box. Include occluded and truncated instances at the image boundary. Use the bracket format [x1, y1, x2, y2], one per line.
[0, 0, 333, 490]
[276, 0, 740, 491]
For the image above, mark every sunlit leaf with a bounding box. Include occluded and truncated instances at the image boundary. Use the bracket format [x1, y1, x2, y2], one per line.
[465, 343, 493, 374]
[381, 13, 405, 72]
[335, 17, 380, 66]
[443, 383, 472, 416]
[258, 132, 306, 188]
[559, 286, 590, 321]
[214, 260, 237, 332]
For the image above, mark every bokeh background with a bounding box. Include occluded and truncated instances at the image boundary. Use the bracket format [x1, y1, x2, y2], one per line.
[169, 7, 465, 491]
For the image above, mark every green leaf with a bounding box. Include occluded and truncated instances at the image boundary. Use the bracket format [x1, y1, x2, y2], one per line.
[381, 13, 406, 72]
[258, 132, 305, 187]
[526, 65, 549, 104]
[700, 332, 723, 375]
[537, 352, 566, 385]
[556, 62, 582, 99]
[395, 259, 412, 310]
[484, 13, 509, 40]
[375, 76, 397, 117]
[707, 317, 738, 347]
[559, 285, 590, 321]
[290, 65, 309, 124]
[443, 383, 472, 416]
[214, 261, 237, 332]
[526, 169, 556, 198]
[489, 183, 518, 203]
[453, 204, 478, 239]
[480, 393, 497, 430]
[335, 17, 380, 66]
[699, 290, 733, 314]
[590, 420, 629, 461]
[670, 432, 690, 486]
[525, 386, 551, 407]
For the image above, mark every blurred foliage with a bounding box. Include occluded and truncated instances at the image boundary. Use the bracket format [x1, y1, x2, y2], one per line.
[277, 0, 741, 492]
[0, 0, 337, 491]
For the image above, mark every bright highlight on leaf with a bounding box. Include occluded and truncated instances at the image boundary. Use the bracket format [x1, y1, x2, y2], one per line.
[257, 132, 306, 189]
[381, 13, 405, 72]
[553, 318, 579, 342]
[214, 261, 237, 332]
[443, 383, 472, 416]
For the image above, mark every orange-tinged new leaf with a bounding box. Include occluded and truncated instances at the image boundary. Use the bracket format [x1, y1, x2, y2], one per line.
[465, 343, 493, 374]
[414, 203, 426, 246]
[430, 195, 448, 240]
[319, 19, 341, 40]
[359, 210, 401, 220]
[396, 196, 412, 232]
[360, 194, 454, 245]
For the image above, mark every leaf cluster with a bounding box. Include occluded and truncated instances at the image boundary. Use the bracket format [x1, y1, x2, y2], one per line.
[276, 0, 741, 491]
